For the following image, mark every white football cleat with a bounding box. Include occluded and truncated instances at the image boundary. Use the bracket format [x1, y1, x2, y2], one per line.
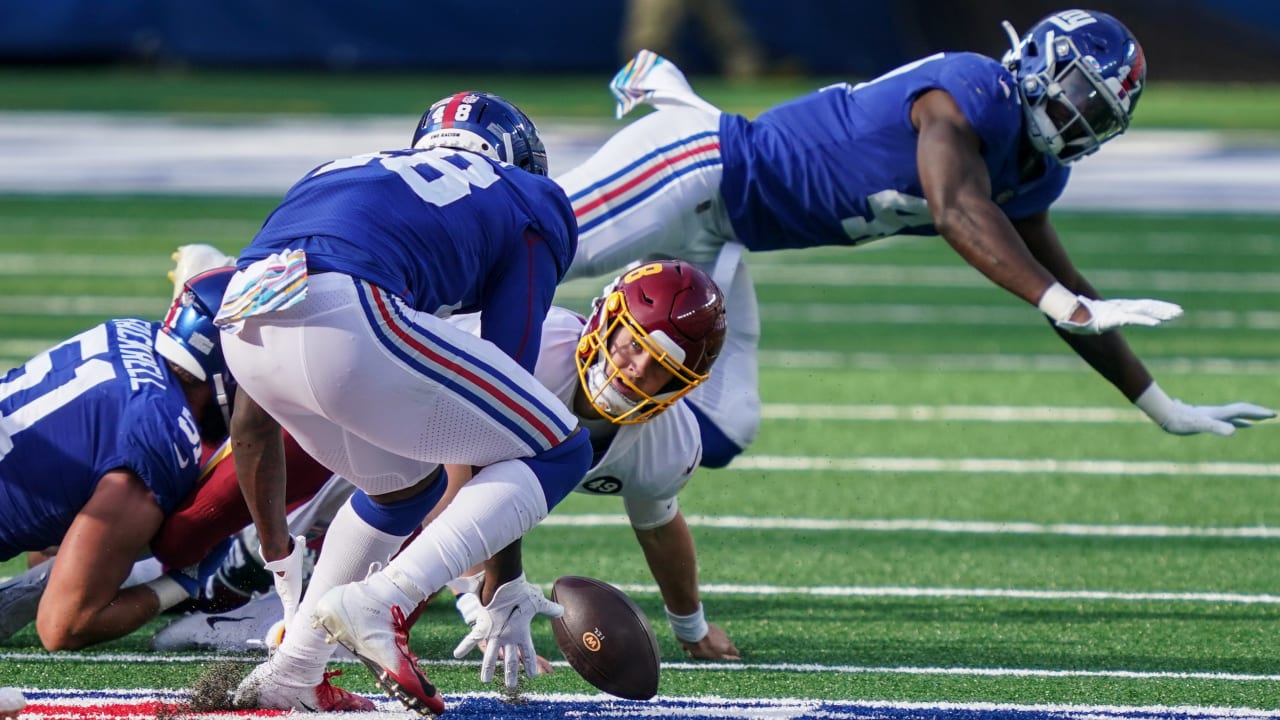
[169, 243, 236, 300]
[233, 658, 374, 712]
[610, 49, 722, 119]
[313, 582, 445, 716]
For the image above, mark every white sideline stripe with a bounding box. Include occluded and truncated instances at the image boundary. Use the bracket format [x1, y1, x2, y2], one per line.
[745, 264, 1280, 295]
[543, 513, 1280, 539]
[758, 302, 1280, 331]
[7, 252, 1274, 292]
[757, 349, 1280, 376]
[6, 652, 1280, 687]
[5, 340, 1276, 377]
[636, 584, 1280, 606]
[761, 403, 1147, 423]
[729, 455, 1280, 478]
[0, 253, 169, 277]
[7, 294, 1280, 331]
[0, 295, 161, 316]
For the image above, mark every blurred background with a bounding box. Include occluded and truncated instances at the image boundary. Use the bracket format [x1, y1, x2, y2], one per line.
[2, 0, 1279, 81]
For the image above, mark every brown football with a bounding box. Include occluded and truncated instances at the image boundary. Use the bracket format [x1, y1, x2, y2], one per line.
[550, 576, 660, 700]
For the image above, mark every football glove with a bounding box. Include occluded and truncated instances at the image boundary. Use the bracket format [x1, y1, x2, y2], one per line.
[1135, 383, 1276, 436]
[452, 573, 563, 689]
[1055, 296, 1183, 335]
[260, 534, 306, 627]
[1037, 282, 1182, 335]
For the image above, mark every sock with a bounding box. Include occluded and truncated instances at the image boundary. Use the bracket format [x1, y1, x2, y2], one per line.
[272, 497, 410, 686]
[381, 459, 547, 600]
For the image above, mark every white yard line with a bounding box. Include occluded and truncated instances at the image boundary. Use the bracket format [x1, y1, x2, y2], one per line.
[544, 513, 1280, 539]
[7, 656, 1280, 688]
[727, 455, 1280, 478]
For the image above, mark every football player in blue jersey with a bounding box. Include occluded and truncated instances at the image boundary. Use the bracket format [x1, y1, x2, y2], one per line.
[220, 92, 592, 715]
[558, 9, 1275, 470]
[0, 267, 236, 651]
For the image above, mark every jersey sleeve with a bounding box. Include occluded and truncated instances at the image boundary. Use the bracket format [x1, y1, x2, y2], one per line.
[932, 53, 1024, 161]
[477, 229, 562, 373]
[117, 396, 202, 516]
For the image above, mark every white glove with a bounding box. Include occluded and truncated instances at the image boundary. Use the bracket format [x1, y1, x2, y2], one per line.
[259, 535, 306, 627]
[447, 570, 486, 626]
[452, 573, 563, 689]
[1135, 383, 1276, 436]
[1037, 282, 1182, 335]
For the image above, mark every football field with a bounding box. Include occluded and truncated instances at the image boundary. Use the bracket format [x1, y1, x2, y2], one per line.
[1, 71, 1280, 718]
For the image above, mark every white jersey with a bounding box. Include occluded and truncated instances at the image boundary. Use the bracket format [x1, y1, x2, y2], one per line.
[450, 307, 702, 529]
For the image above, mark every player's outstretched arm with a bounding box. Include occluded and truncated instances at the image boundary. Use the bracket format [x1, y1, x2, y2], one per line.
[913, 90, 1181, 335]
[631, 508, 740, 660]
[1015, 214, 1276, 435]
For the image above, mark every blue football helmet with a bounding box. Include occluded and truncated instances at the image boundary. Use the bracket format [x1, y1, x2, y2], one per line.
[1002, 9, 1146, 165]
[411, 91, 549, 176]
[156, 266, 237, 423]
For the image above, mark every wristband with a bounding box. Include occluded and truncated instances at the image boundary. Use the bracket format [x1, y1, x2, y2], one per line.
[1037, 282, 1080, 323]
[665, 603, 709, 643]
[1133, 382, 1176, 425]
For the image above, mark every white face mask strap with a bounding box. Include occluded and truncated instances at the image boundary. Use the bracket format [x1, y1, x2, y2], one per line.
[1000, 20, 1021, 66]
[212, 373, 232, 427]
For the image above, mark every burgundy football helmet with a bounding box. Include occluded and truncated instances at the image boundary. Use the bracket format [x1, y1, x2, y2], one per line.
[576, 260, 726, 424]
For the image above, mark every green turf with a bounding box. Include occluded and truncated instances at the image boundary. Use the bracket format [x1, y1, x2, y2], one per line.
[2, 180, 1279, 711]
[3, 67, 1280, 129]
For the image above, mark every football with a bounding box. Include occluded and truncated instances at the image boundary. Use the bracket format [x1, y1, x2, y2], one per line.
[550, 576, 661, 700]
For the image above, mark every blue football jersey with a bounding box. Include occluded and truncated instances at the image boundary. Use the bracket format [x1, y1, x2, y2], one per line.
[718, 52, 1071, 252]
[238, 147, 578, 370]
[0, 319, 204, 561]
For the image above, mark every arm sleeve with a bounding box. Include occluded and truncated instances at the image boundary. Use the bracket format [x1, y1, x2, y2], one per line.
[478, 229, 561, 374]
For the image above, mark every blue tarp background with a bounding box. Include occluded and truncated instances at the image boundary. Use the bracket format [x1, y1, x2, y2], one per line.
[1, 0, 1277, 79]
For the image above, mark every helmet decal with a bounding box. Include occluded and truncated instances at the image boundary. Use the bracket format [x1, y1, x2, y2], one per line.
[412, 91, 549, 176]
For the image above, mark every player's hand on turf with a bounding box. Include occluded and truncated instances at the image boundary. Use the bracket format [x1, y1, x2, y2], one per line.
[680, 622, 741, 661]
[1055, 296, 1183, 335]
[452, 573, 563, 689]
[260, 534, 306, 626]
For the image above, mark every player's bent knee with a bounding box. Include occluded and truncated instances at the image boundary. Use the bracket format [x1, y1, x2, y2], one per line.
[352, 474, 450, 536]
[520, 428, 592, 510]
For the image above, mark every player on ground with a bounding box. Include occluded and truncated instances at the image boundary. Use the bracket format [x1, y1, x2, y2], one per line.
[0, 268, 236, 651]
[221, 92, 592, 715]
[449, 258, 736, 662]
[558, 9, 1275, 469]
[150, 254, 737, 665]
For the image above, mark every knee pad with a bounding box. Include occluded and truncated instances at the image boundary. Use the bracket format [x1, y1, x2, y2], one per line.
[520, 428, 592, 510]
[349, 470, 449, 536]
[688, 402, 744, 469]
